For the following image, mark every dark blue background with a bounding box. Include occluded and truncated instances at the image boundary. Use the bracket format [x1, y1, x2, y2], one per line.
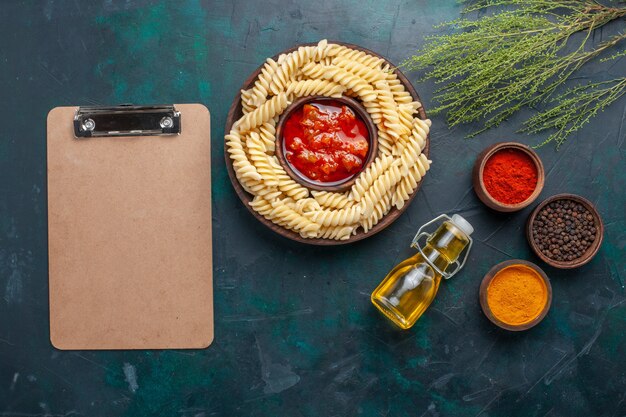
[1, 1, 624, 416]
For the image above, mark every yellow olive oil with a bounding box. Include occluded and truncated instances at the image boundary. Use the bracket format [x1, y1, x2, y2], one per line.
[371, 215, 473, 329]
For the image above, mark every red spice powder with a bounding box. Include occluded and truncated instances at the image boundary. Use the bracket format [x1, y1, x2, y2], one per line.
[482, 149, 538, 205]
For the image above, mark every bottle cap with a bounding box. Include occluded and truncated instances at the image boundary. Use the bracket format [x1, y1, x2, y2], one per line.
[451, 214, 474, 237]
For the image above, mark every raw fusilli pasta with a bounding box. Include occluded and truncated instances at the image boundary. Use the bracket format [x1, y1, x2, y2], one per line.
[323, 66, 377, 102]
[375, 80, 407, 140]
[361, 191, 393, 233]
[312, 191, 354, 210]
[332, 46, 385, 69]
[270, 204, 321, 238]
[257, 121, 277, 154]
[235, 93, 290, 133]
[333, 56, 387, 84]
[269, 157, 310, 200]
[249, 58, 279, 106]
[226, 40, 431, 241]
[269, 46, 316, 95]
[286, 79, 346, 99]
[360, 162, 402, 217]
[306, 205, 363, 227]
[300, 62, 331, 79]
[349, 155, 395, 201]
[225, 130, 261, 182]
[246, 133, 279, 187]
[392, 154, 432, 210]
[317, 225, 354, 240]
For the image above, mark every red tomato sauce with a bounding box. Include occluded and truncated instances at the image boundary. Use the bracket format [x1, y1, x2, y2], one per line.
[283, 100, 370, 183]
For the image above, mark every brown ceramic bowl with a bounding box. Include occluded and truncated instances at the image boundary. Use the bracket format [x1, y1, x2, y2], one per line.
[479, 260, 552, 331]
[472, 142, 545, 212]
[526, 193, 604, 269]
[275, 96, 378, 192]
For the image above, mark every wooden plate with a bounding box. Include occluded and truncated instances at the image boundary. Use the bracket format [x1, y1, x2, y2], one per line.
[224, 41, 430, 245]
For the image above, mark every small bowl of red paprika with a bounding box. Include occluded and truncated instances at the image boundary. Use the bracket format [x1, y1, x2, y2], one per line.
[472, 142, 545, 212]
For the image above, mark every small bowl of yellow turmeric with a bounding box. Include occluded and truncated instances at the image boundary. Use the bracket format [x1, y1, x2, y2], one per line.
[479, 260, 552, 331]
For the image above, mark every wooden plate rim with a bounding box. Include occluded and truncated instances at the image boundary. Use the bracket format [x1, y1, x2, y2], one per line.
[224, 41, 430, 245]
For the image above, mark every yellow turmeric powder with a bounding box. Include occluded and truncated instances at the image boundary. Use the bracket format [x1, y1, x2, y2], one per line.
[487, 265, 548, 325]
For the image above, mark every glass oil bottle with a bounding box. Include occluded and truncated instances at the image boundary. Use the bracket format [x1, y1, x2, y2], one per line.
[371, 214, 474, 330]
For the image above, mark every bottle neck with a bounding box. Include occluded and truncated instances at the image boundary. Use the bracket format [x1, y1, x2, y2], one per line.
[420, 221, 470, 276]
[421, 245, 452, 275]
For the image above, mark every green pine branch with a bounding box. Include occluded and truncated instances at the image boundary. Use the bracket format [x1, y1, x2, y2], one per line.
[403, 0, 626, 147]
[521, 77, 626, 146]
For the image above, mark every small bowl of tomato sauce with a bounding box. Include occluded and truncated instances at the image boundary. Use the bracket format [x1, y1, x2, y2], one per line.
[276, 96, 378, 192]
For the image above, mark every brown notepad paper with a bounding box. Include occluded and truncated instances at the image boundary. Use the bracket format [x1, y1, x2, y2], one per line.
[47, 104, 213, 350]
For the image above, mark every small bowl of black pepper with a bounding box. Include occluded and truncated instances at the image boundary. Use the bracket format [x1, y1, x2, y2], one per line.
[526, 194, 603, 269]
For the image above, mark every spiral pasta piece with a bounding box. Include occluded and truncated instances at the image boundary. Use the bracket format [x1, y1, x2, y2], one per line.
[398, 102, 421, 135]
[294, 198, 322, 214]
[251, 196, 320, 238]
[257, 121, 277, 154]
[392, 154, 431, 210]
[249, 196, 275, 217]
[269, 204, 321, 238]
[268, 157, 310, 201]
[387, 72, 415, 105]
[300, 62, 331, 79]
[377, 129, 394, 157]
[235, 93, 290, 133]
[312, 191, 354, 210]
[397, 120, 430, 175]
[271, 196, 296, 209]
[313, 39, 340, 61]
[248, 58, 279, 106]
[332, 46, 385, 69]
[375, 80, 407, 140]
[392, 166, 422, 210]
[244, 180, 282, 200]
[396, 116, 429, 155]
[226, 130, 262, 182]
[241, 88, 258, 114]
[349, 155, 395, 201]
[322, 67, 377, 102]
[269, 46, 316, 95]
[286, 79, 346, 99]
[317, 225, 355, 241]
[246, 133, 279, 187]
[361, 190, 393, 233]
[416, 152, 431, 177]
[333, 56, 387, 84]
[360, 162, 402, 217]
[307, 205, 363, 227]
[363, 99, 382, 125]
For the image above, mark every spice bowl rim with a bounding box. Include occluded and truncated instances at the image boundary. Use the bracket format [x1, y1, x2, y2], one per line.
[526, 193, 604, 269]
[275, 95, 378, 193]
[472, 141, 545, 213]
[479, 259, 552, 331]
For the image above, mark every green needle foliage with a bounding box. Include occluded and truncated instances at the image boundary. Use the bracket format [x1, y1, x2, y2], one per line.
[522, 78, 626, 146]
[403, 0, 626, 147]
